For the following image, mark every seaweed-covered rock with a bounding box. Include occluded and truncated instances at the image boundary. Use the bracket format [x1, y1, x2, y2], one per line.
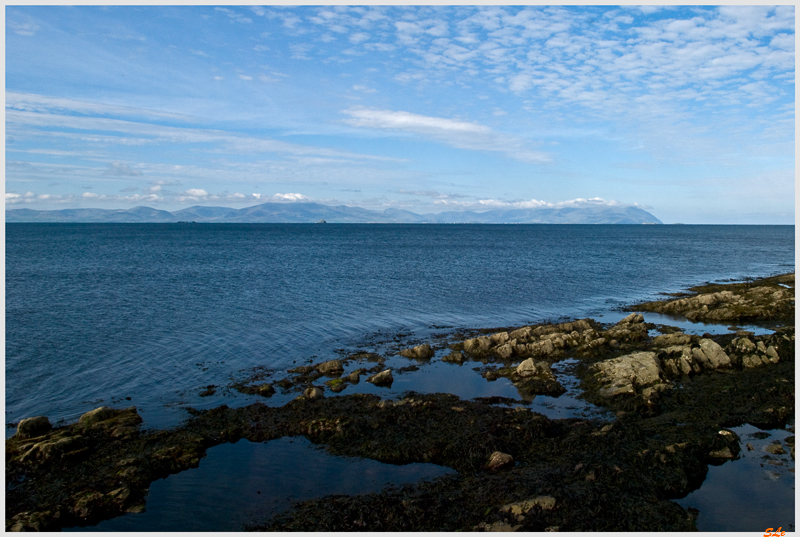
[317, 359, 344, 375]
[399, 344, 434, 360]
[652, 333, 693, 347]
[16, 416, 52, 439]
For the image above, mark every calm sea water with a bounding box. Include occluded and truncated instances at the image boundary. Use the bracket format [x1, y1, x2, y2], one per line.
[7, 223, 795, 531]
[6, 223, 794, 430]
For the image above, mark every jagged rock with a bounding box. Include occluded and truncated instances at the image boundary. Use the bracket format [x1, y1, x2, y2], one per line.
[463, 336, 492, 355]
[367, 369, 393, 387]
[494, 343, 514, 359]
[347, 371, 361, 383]
[592, 352, 661, 398]
[316, 359, 344, 375]
[489, 332, 509, 346]
[509, 327, 533, 341]
[16, 416, 52, 439]
[652, 333, 693, 346]
[485, 451, 514, 470]
[399, 344, 434, 360]
[766, 346, 780, 363]
[698, 339, 731, 369]
[516, 358, 537, 378]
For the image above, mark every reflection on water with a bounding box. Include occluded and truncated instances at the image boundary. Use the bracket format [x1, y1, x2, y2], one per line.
[676, 422, 795, 532]
[72, 437, 455, 532]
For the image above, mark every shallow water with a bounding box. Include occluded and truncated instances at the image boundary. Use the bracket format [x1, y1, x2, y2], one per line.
[72, 436, 455, 532]
[676, 422, 795, 532]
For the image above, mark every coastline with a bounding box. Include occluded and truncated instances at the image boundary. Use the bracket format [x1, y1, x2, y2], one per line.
[6, 272, 795, 531]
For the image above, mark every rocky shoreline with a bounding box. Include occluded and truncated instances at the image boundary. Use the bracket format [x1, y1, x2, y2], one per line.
[6, 273, 795, 531]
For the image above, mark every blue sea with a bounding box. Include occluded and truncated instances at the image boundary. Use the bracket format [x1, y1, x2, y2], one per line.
[6, 223, 795, 530]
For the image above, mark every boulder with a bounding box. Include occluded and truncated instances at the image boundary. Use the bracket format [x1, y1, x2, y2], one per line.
[516, 358, 537, 378]
[494, 343, 514, 360]
[766, 346, 780, 363]
[489, 332, 509, 346]
[592, 352, 661, 398]
[742, 354, 764, 369]
[316, 359, 344, 375]
[619, 313, 644, 324]
[463, 336, 492, 355]
[78, 407, 117, 428]
[698, 339, 731, 369]
[16, 416, 52, 439]
[367, 369, 393, 387]
[485, 451, 514, 470]
[347, 370, 361, 383]
[399, 344, 434, 360]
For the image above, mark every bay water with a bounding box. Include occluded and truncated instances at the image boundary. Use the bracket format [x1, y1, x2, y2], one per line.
[6, 223, 795, 530]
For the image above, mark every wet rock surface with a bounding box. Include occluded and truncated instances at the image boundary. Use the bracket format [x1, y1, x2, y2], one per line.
[6, 273, 795, 531]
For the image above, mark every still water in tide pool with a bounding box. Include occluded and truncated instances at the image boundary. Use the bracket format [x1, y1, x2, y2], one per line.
[6, 223, 794, 429]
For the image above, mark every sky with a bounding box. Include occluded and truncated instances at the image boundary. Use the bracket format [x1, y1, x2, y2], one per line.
[5, 5, 795, 224]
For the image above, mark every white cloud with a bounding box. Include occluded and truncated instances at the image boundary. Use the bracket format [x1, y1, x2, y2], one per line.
[273, 192, 309, 202]
[342, 108, 550, 164]
[185, 188, 209, 197]
[344, 108, 489, 134]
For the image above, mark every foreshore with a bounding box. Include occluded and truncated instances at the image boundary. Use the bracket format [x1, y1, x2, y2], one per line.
[6, 272, 795, 531]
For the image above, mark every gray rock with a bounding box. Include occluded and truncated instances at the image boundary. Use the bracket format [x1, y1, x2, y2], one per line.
[516, 358, 537, 378]
[698, 338, 731, 368]
[399, 344, 434, 360]
[592, 351, 661, 398]
[692, 347, 713, 370]
[316, 359, 344, 375]
[619, 312, 644, 324]
[742, 354, 764, 368]
[766, 346, 780, 363]
[367, 369, 394, 387]
[16, 416, 52, 439]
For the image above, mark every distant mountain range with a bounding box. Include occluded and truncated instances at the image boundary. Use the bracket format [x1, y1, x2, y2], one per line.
[6, 202, 663, 224]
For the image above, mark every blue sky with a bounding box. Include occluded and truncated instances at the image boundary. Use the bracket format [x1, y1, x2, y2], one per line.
[5, 5, 795, 224]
